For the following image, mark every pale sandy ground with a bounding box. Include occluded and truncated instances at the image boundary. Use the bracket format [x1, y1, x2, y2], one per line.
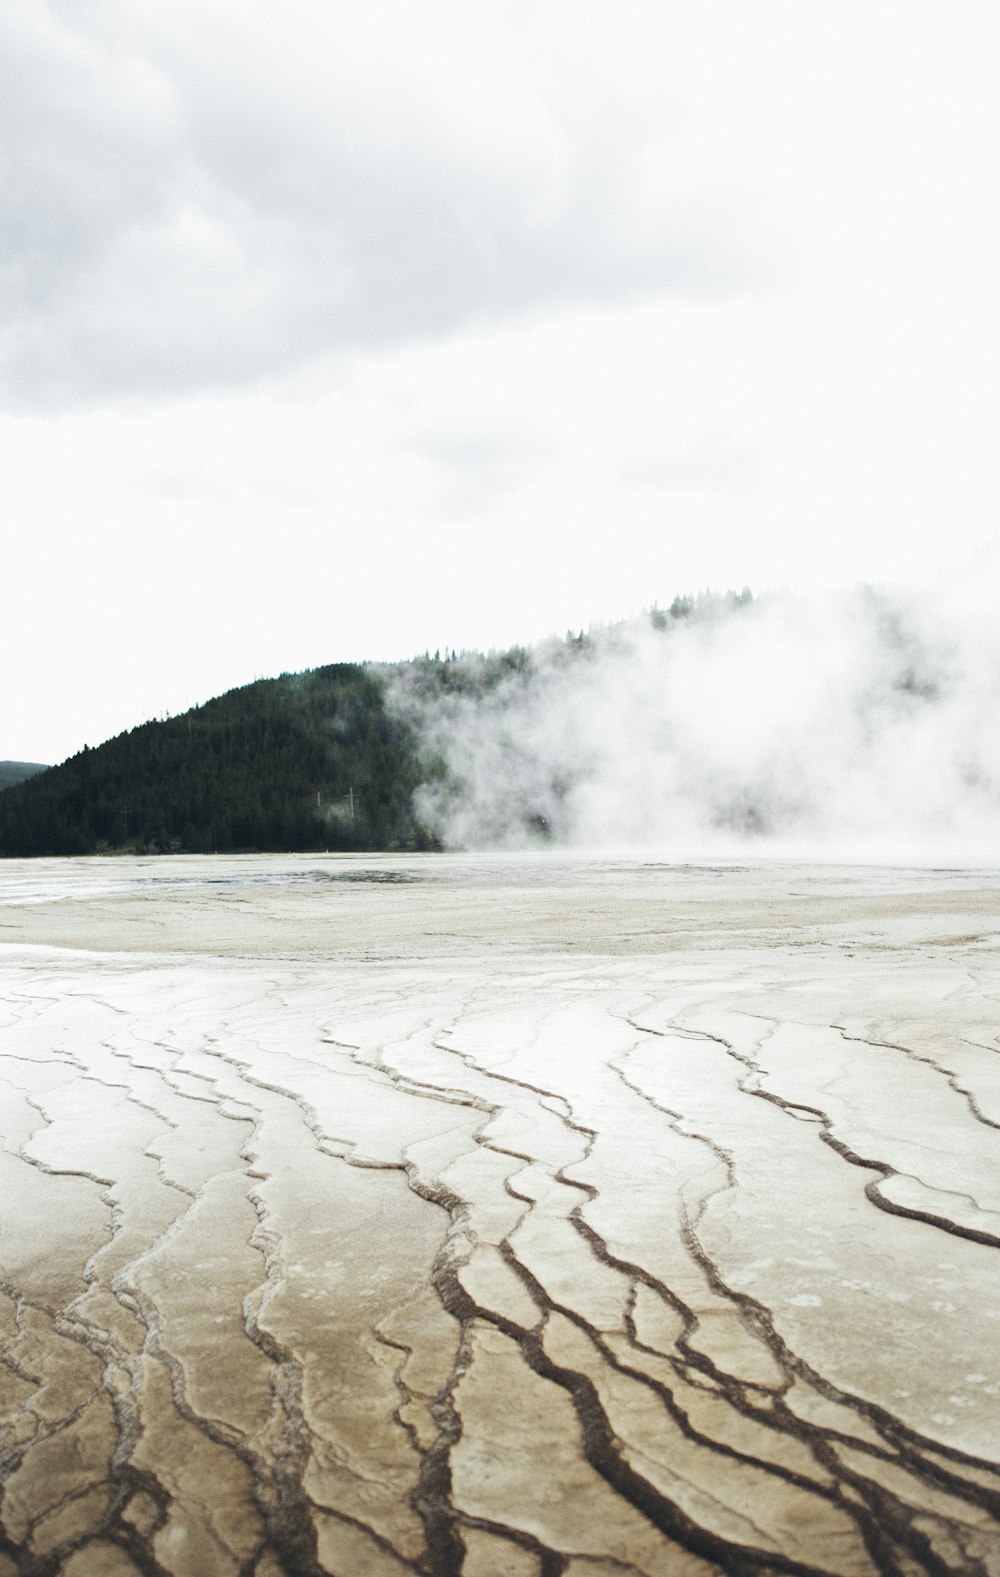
[1, 852, 999, 1576]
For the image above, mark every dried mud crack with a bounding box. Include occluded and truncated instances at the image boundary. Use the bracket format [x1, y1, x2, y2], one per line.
[1, 853, 998, 1576]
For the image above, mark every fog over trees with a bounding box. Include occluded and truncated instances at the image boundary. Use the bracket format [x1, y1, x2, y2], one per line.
[4, 580, 1000, 859]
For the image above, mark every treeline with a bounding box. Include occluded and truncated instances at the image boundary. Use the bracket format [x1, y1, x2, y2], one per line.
[0, 665, 435, 857]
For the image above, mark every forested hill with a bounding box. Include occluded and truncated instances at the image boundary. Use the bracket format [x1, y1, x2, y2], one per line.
[0, 762, 48, 793]
[0, 594, 755, 858]
[0, 665, 434, 857]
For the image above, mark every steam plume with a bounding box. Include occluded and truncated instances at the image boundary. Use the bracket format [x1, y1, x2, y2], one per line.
[389, 567, 1000, 859]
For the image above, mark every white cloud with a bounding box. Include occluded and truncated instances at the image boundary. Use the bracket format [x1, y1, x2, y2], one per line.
[619, 430, 759, 496]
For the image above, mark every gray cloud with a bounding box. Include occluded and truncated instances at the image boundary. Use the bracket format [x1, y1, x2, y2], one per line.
[0, 2, 785, 410]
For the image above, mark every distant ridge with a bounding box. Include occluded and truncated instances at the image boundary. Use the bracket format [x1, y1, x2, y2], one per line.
[0, 666, 433, 857]
[0, 595, 747, 858]
[0, 761, 49, 793]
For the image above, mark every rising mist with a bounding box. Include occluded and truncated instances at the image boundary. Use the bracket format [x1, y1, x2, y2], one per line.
[389, 566, 1000, 859]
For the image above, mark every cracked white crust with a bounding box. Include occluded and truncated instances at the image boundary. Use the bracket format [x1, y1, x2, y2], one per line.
[1, 852, 999, 1576]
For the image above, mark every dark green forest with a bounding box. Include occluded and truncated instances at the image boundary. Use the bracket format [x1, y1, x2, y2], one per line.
[0, 665, 435, 857]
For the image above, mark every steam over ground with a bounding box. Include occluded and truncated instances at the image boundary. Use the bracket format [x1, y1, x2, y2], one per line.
[389, 566, 1000, 858]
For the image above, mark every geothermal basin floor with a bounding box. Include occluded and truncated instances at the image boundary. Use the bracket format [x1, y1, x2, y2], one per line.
[1, 852, 999, 1576]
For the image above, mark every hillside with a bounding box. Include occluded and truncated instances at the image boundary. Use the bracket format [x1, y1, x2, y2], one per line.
[0, 595, 757, 859]
[0, 761, 49, 793]
[0, 665, 433, 857]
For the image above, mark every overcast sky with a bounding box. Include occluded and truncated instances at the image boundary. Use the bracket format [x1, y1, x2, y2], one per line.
[4, 0, 999, 763]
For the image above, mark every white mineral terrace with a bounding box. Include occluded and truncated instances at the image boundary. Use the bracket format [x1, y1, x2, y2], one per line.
[1, 852, 999, 1577]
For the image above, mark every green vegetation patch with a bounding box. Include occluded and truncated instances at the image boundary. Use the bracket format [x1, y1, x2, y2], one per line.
[0, 666, 434, 857]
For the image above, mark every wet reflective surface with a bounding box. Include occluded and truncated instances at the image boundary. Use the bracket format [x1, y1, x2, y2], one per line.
[1, 853, 999, 1575]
